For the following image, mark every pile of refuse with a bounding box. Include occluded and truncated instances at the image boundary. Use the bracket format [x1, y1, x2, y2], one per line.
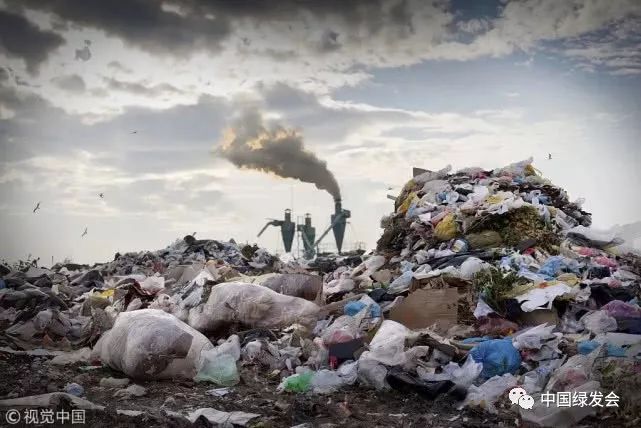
[1, 158, 640, 427]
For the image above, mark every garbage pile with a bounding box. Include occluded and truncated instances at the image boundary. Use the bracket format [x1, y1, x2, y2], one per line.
[1, 158, 640, 427]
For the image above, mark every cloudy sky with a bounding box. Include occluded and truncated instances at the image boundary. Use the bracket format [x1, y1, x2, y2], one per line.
[1, 0, 640, 264]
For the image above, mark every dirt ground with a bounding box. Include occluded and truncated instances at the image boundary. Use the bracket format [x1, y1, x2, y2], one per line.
[0, 352, 624, 428]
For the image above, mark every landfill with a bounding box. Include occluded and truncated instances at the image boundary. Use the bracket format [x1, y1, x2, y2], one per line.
[1, 158, 640, 427]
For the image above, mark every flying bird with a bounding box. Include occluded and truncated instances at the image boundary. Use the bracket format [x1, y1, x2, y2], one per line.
[548, 153, 552, 160]
[99, 193, 104, 198]
[81, 227, 88, 237]
[130, 130, 138, 134]
[33, 202, 41, 213]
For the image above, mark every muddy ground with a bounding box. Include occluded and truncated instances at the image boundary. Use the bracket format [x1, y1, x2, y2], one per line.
[0, 352, 625, 428]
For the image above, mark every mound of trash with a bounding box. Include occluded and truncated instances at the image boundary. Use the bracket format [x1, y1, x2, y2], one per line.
[1, 159, 640, 427]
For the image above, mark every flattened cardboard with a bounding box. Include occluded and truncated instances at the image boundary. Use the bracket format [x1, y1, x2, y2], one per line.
[389, 288, 459, 330]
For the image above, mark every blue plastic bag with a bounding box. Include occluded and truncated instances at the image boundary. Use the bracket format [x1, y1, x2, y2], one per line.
[577, 340, 626, 357]
[470, 338, 521, 379]
[538, 256, 580, 280]
[344, 301, 381, 318]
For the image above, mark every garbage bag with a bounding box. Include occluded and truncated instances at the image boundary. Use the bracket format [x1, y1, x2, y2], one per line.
[580, 310, 617, 334]
[258, 273, 322, 303]
[387, 270, 414, 294]
[187, 282, 320, 334]
[278, 371, 313, 393]
[344, 295, 381, 318]
[92, 309, 214, 380]
[512, 323, 557, 350]
[387, 367, 455, 399]
[463, 373, 518, 414]
[577, 340, 625, 357]
[357, 354, 388, 390]
[601, 300, 641, 319]
[466, 230, 503, 249]
[522, 358, 564, 393]
[194, 335, 241, 386]
[367, 320, 409, 366]
[418, 355, 481, 388]
[434, 213, 458, 241]
[469, 338, 521, 379]
[460, 257, 489, 280]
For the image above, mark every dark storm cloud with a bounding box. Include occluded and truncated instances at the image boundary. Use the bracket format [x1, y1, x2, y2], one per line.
[11, 0, 417, 56]
[0, 10, 65, 74]
[103, 77, 180, 96]
[51, 74, 86, 93]
[11, 0, 232, 56]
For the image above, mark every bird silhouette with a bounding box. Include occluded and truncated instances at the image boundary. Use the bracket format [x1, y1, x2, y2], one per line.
[548, 153, 552, 160]
[99, 193, 104, 198]
[33, 202, 41, 213]
[81, 227, 88, 237]
[130, 130, 137, 134]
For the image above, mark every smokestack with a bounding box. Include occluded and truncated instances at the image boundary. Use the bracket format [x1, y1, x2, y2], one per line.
[218, 108, 341, 200]
[334, 198, 342, 214]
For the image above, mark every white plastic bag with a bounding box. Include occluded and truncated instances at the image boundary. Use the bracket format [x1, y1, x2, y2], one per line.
[367, 320, 409, 366]
[460, 257, 489, 280]
[92, 309, 214, 380]
[187, 282, 320, 333]
[463, 373, 518, 414]
[580, 311, 617, 334]
[357, 353, 388, 390]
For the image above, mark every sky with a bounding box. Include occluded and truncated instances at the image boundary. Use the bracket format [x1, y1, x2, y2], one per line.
[1, 0, 640, 264]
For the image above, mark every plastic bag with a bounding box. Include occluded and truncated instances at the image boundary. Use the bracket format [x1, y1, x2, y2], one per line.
[321, 315, 362, 346]
[187, 282, 320, 334]
[434, 213, 458, 241]
[310, 364, 357, 394]
[537, 256, 580, 280]
[351, 255, 386, 279]
[387, 270, 414, 294]
[278, 371, 313, 393]
[92, 309, 214, 380]
[258, 274, 322, 303]
[324, 272, 356, 295]
[344, 295, 381, 318]
[460, 257, 489, 280]
[463, 373, 518, 414]
[602, 300, 641, 319]
[195, 335, 241, 386]
[522, 358, 564, 393]
[577, 340, 625, 357]
[367, 320, 409, 366]
[337, 360, 358, 385]
[512, 324, 557, 350]
[515, 283, 573, 312]
[580, 310, 617, 334]
[470, 338, 521, 379]
[357, 353, 388, 390]
[418, 355, 481, 388]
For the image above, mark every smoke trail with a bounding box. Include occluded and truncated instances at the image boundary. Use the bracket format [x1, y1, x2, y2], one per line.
[218, 108, 341, 200]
